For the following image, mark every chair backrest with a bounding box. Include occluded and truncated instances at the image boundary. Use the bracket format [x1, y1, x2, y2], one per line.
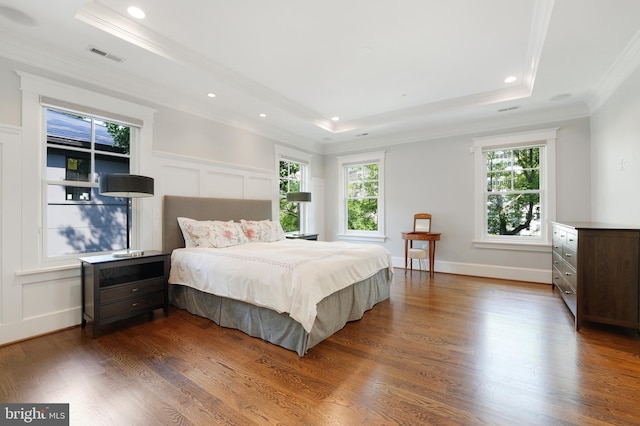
[414, 213, 432, 233]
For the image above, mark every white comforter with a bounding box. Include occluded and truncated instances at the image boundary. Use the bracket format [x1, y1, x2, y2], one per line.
[168, 239, 392, 332]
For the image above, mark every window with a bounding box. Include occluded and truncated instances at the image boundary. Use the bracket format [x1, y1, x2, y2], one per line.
[45, 108, 134, 257]
[275, 145, 311, 234]
[473, 129, 557, 251]
[279, 159, 307, 233]
[337, 151, 386, 242]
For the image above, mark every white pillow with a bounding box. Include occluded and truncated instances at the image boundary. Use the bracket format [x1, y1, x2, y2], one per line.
[240, 219, 286, 242]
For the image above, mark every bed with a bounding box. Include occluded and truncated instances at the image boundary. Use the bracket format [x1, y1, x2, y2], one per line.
[162, 195, 393, 356]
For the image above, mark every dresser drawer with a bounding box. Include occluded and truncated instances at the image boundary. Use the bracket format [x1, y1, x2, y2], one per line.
[552, 233, 564, 255]
[555, 277, 577, 316]
[562, 264, 577, 292]
[563, 246, 577, 270]
[100, 278, 165, 304]
[100, 292, 164, 318]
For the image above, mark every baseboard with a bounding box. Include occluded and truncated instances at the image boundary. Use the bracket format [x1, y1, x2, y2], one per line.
[392, 256, 551, 284]
[0, 307, 81, 346]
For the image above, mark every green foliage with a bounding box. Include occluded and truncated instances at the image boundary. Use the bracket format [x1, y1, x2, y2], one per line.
[279, 160, 302, 232]
[106, 123, 130, 154]
[347, 163, 379, 231]
[486, 147, 540, 236]
[348, 198, 378, 231]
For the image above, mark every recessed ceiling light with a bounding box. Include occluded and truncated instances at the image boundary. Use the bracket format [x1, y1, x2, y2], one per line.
[504, 76, 517, 83]
[331, 116, 340, 121]
[259, 113, 266, 118]
[127, 6, 146, 19]
[207, 92, 216, 98]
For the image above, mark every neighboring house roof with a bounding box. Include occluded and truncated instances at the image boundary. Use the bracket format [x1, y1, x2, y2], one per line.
[46, 109, 117, 148]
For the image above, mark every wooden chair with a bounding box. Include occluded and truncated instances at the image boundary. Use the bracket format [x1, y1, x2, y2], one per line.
[408, 213, 431, 271]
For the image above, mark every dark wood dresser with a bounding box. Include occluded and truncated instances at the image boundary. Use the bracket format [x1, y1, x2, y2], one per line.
[552, 221, 640, 331]
[80, 251, 170, 337]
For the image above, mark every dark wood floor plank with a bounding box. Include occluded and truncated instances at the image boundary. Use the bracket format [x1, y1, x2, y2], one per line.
[3, 270, 640, 425]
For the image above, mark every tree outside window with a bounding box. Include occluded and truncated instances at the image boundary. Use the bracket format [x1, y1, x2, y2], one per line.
[337, 151, 385, 242]
[485, 147, 541, 237]
[347, 163, 379, 231]
[279, 159, 304, 233]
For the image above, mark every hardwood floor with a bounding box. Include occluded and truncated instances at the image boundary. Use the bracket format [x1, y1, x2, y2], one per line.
[3, 270, 640, 425]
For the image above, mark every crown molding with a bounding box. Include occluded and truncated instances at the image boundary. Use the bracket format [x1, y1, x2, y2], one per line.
[321, 102, 589, 155]
[585, 28, 640, 113]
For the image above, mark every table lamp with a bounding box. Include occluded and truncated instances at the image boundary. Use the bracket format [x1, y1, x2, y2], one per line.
[286, 192, 311, 235]
[99, 173, 154, 257]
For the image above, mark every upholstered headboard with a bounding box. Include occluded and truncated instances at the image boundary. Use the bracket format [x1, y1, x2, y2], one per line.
[162, 196, 272, 253]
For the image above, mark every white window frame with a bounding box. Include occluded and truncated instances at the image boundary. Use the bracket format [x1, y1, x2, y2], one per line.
[44, 106, 137, 258]
[275, 145, 311, 234]
[18, 71, 155, 270]
[472, 128, 557, 252]
[336, 151, 386, 243]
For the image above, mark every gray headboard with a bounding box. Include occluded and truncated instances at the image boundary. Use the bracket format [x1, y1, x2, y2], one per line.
[162, 196, 272, 253]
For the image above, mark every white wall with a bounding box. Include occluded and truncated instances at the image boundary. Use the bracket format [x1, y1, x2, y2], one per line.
[590, 65, 640, 225]
[324, 118, 591, 283]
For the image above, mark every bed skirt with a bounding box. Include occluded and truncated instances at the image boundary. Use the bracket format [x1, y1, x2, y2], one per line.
[169, 267, 392, 356]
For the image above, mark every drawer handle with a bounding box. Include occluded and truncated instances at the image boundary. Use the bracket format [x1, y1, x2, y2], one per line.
[131, 288, 139, 293]
[568, 238, 575, 242]
[565, 253, 572, 258]
[565, 272, 572, 277]
[131, 302, 139, 308]
[565, 290, 571, 295]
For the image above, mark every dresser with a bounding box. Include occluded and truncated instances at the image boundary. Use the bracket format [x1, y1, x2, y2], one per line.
[552, 222, 640, 330]
[80, 251, 170, 337]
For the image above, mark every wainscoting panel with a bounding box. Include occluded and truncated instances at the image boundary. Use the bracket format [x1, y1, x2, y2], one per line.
[161, 165, 200, 196]
[202, 170, 244, 198]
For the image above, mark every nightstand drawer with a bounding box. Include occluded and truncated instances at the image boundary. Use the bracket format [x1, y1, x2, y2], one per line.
[100, 292, 164, 318]
[100, 278, 165, 304]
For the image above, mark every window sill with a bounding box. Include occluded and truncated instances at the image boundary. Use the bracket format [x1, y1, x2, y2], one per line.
[472, 240, 551, 252]
[336, 233, 387, 243]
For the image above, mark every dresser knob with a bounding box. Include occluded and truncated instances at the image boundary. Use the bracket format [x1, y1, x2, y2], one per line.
[131, 302, 139, 308]
[131, 287, 139, 292]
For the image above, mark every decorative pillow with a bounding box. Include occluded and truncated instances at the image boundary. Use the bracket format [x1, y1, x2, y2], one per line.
[185, 220, 249, 248]
[241, 219, 286, 242]
[177, 217, 198, 248]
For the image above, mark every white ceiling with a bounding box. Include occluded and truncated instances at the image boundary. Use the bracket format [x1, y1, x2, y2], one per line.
[1, 0, 640, 153]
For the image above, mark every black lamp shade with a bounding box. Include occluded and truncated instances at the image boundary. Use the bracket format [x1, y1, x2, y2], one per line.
[286, 192, 311, 202]
[99, 174, 154, 198]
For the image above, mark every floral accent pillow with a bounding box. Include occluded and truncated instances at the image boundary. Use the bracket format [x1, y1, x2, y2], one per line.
[185, 220, 249, 248]
[240, 219, 286, 242]
[177, 217, 198, 248]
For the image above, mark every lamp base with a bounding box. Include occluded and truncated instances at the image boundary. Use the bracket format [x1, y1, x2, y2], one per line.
[112, 249, 145, 258]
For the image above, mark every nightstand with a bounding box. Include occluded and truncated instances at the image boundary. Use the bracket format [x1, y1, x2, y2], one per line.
[285, 233, 319, 241]
[80, 251, 170, 338]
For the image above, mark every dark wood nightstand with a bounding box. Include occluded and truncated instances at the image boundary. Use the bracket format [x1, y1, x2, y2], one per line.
[285, 233, 319, 241]
[80, 251, 169, 338]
